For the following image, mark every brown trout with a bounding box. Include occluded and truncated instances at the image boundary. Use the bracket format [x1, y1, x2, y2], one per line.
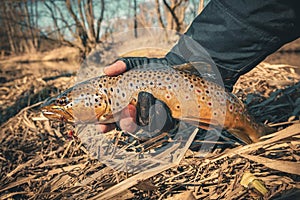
[42, 66, 272, 144]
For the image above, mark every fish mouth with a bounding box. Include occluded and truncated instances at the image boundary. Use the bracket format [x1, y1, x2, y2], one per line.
[41, 106, 75, 123]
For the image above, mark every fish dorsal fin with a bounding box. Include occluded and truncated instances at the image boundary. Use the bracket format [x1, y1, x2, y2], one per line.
[172, 62, 219, 82]
[172, 62, 201, 76]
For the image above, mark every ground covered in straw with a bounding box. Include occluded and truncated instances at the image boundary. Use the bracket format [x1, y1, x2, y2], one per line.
[0, 50, 299, 199]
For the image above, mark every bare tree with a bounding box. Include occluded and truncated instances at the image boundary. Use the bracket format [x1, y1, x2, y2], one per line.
[155, 0, 166, 30]
[0, 0, 41, 55]
[162, 0, 189, 32]
[198, 0, 205, 14]
[133, 0, 138, 38]
[44, 0, 105, 56]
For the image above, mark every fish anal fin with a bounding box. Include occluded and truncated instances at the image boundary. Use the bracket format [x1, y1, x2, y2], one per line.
[180, 117, 218, 130]
[227, 128, 253, 144]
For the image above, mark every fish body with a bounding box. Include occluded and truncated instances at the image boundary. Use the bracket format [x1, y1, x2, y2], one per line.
[42, 66, 271, 144]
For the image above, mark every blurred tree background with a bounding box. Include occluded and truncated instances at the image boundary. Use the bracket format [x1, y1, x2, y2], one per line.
[0, 0, 209, 58]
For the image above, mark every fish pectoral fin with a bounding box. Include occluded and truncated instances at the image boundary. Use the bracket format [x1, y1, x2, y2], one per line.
[227, 128, 252, 144]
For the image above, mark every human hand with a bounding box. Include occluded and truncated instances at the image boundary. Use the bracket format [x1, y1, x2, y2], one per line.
[99, 58, 176, 134]
[98, 60, 136, 133]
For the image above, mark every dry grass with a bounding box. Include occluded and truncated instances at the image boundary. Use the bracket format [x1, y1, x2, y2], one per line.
[0, 57, 299, 199]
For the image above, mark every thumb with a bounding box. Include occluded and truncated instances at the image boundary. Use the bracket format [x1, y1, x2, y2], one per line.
[104, 60, 127, 76]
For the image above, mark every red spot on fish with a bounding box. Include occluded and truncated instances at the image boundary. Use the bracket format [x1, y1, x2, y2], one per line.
[239, 107, 243, 113]
[229, 104, 233, 112]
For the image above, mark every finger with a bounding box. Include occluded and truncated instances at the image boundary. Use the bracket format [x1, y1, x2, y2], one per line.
[119, 117, 137, 133]
[96, 123, 116, 133]
[119, 104, 137, 132]
[121, 104, 137, 118]
[104, 60, 127, 76]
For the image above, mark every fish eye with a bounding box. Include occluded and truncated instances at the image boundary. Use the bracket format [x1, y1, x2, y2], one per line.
[56, 96, 68, 106]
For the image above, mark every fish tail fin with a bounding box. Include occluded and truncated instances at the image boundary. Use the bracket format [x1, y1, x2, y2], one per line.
[228, 120, 276, 145]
